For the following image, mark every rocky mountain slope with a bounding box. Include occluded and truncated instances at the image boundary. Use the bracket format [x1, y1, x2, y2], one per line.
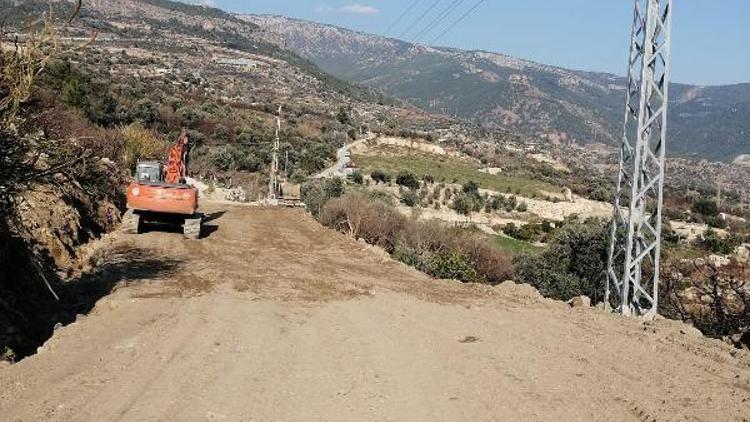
[244, 15, 750, 162]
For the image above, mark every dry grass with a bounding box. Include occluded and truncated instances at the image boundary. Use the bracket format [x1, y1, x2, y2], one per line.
[1, 0, 91, 121]
[320, 192, 513, 284]
[121, 123, 168, 168]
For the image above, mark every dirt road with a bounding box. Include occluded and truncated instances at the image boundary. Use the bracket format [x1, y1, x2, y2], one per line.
[315, 133, 374, 179]
[1, 204, 749, 421]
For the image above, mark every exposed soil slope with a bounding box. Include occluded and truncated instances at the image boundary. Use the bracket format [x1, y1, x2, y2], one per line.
[1, 204, 749, 421]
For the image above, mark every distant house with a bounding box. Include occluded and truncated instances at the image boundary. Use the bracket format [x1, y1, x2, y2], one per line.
[214, 57, 259, 70]
[343, 161, 358, 176]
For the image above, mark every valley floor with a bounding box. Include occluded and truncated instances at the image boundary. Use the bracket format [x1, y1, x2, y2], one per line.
[1, 204, 749, 421]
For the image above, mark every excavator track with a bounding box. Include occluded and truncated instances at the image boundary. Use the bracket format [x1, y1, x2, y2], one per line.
[121, 209, 141, 234]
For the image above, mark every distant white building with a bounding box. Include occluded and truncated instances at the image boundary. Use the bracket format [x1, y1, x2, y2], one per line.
[214, 57, 259, 70]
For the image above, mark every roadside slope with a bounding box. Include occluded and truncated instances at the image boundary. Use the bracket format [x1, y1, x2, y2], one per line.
[1, 204, 749, 421]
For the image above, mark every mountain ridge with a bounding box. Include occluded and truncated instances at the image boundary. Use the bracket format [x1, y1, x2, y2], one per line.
[243, 14, 750, 162]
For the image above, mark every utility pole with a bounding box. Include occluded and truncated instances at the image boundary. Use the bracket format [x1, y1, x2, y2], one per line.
[269, 105, 282, 200]
[606, 0, 673, 318]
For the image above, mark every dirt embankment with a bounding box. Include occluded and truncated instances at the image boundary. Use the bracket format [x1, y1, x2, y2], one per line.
[1, 164, 124, 360]
[1, 203, 749, 421]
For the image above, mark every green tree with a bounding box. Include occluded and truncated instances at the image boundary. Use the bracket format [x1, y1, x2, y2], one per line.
[451, 194, 473, 216]
[132, 98, 157, 124]
[60, 74, 91, 110]
[336, 106, 351, 125]
[692, 198, 719, 217]
[396, 170, 420, 190]
[700, 229, 741, 255]
[349, 171, 364, 185]
[212, 124, 230, 142]
[302, 178, 345, 218]
[401, 190, 419, 207]
[323, 177, 344, 198]
[462, 180, 480, 194]
[428, 252, 478, 282]
[514, 221, 610, 302]
[371, 169, 390, 184]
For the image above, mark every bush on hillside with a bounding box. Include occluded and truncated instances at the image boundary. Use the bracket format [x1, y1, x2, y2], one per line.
[699, 229, 741, 255]
[349, 171, 364, 185]
[692, 198, 720, 217]
[370, 169, 391, 184]
[401, 190, 419, 207]
[320, 192, 405, 251]
[514, 220, 610, 302]
[451, 194, 474, 216]
[396, 170, 420, 190]
[302, 178, 345, 217]
[318, 193, 513, 283]
[121, 123, 167, 169]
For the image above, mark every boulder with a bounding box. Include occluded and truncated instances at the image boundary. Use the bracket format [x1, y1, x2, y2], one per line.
[563, 187, 574, 203]
[568, 295, 591, 308]
[707, 254, 731, 268]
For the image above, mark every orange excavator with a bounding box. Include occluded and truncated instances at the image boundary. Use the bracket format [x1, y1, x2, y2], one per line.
[122, 130, 201, 239]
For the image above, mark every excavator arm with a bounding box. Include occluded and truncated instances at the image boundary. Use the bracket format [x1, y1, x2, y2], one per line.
[165, 130, 190, 184]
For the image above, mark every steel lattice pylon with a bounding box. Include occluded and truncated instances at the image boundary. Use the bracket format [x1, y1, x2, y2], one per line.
[269, 105, 282, 200]
[606, 0, 673, 318]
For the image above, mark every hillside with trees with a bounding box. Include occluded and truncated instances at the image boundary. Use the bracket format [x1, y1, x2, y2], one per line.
[246, 15, 750, 163]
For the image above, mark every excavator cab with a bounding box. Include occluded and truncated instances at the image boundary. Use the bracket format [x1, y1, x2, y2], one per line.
[135, 161, 163, 184]
[122, 131, 202, 239]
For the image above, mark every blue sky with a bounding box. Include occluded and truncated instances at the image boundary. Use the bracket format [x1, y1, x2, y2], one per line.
[197, 1, 749, 85]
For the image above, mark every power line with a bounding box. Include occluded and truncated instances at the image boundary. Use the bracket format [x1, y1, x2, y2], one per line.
[431, 0, 486, 44]
[382, 0, 422, 37]
[412, 0, 466, 43]
[398, 0, 443, 39]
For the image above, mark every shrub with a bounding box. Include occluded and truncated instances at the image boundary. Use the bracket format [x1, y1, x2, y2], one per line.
[212, 124, 230, 142]
[318, 193, 512, 283]
[428, 252, 478, 281]
[692, 198, 719, 217]
[320, 192, 405, 250]
[132, 98, 157, 124]
[589, 186, 611, 202]
[462, 180, 480, 194]
[503, 221, 556, 243]
[451, 194, 473, 216]
[370, 169, 390, 184]
[401, 190, 419, 207]
[336, 106, 351, 125]
[208, 146, 261, 172]
[660, 261, 750, 340]
[699, 229, 741, 255]
[349, 171, 364, 185]
[514, 221, 610, 302]
[396, 170, 420, 190]
[705, 214, 727, 229]
[302, 177, 345, 217]
[121, 123, 167, 168]
[323, 177, 344, 198]
[488, 195, 504, 211]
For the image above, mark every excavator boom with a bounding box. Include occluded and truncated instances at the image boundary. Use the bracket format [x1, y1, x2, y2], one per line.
[165, 130, 189, 184]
